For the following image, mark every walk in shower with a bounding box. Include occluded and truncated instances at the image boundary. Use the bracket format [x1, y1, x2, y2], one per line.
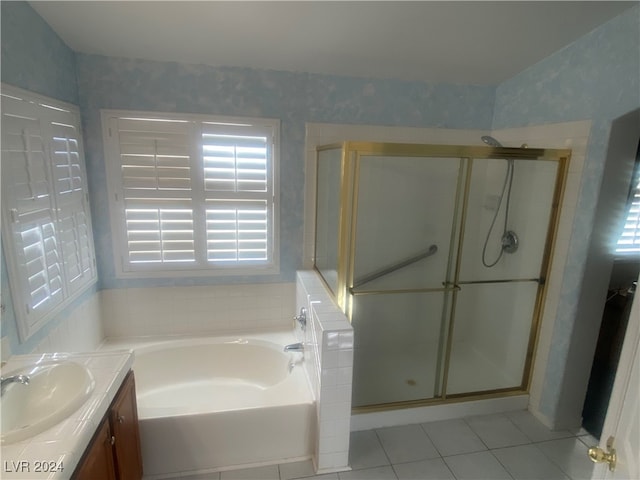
[314, 141, 570, 411]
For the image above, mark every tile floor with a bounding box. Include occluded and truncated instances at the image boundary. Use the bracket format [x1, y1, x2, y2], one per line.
[174, 411, 600, 480]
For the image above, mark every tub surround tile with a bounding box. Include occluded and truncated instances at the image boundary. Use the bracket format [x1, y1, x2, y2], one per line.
[297, 270, 353, 474]
[101, 283, 295, 339]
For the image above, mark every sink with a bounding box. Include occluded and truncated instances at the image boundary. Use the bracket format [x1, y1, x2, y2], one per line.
[1, 361, 95, 444]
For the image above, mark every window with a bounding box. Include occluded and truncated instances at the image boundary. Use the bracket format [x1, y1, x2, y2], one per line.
[102, 110, 279, 277]
[615, 156, 640, 255]
[1, 85, 97, 341]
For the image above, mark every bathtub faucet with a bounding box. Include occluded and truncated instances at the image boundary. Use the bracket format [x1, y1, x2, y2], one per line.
[1, 374, 30, 395]
[284, 342, 304, 353]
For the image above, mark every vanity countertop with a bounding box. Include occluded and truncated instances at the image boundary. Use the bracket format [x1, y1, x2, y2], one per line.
[1, 350, 134, 479]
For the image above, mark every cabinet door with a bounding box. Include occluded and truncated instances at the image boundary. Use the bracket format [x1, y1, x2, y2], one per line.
[110, 371, 143, 480]
[72, 417, 117, 480]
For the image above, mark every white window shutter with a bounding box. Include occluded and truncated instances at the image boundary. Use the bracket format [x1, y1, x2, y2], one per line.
[114, 117, 196, 266]
[201, 124, 270, 193]
[616, 167, 640, 254]
[104, 111, 279, 276]
[206, 201, 269, 263]
[1, 95, 65, 335]
[1, 86, 97, 341]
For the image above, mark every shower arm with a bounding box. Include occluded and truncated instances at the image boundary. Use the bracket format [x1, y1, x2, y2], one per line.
[352, 244, 438, 290]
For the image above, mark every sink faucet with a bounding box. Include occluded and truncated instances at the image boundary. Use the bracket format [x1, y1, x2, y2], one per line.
[1, 374, 30, 395]
[284, 342, 304, 353]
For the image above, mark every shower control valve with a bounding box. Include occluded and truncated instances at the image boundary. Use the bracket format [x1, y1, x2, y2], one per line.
[294, 307, 307, 331]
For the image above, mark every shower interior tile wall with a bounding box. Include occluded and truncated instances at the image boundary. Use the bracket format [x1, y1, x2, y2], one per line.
[296, 270, 353, 473]
[101, 283, 296, 338]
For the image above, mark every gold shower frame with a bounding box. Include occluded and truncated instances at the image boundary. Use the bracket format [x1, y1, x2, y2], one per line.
[314, 141, 571, 413]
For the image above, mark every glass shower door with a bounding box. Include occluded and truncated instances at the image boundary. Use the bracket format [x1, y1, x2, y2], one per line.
[349, 154, 462, 407]
[446, 157, 560, 395]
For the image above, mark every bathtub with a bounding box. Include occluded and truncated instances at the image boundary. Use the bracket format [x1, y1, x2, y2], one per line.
[102, 331, 315, 478]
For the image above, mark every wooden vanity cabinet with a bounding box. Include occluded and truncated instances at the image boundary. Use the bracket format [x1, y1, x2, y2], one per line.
[109, 370, 143, 479]
[72, 417, 117, 480]
[72, 370, 143, 480]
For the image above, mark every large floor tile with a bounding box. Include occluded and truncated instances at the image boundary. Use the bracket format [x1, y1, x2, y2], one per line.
[376, 424, 439, 464]
[492, 444, 570, 480]
[443, 451, 512, 480]
[349, 430, 390, 470]
[338, 466, 398, 480]
[422, 418, 487, 456]
[279, 460, 317, 480]
[465, 414, 531, 449]
[505, 411, 574, 442]
[393, 458, 455, 480]
[536, 438, 595, 480]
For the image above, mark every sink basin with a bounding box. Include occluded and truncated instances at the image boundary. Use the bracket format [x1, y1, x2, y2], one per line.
[1, 361, 95, 444]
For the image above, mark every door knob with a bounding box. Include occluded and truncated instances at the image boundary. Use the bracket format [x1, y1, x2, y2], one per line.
[588, 435, 616, 472]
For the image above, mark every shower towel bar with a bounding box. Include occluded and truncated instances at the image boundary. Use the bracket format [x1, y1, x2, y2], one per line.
[352, 244, 438, 289]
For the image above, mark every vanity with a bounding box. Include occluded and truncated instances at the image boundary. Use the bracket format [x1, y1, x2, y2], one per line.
[1, 351, 140, 479]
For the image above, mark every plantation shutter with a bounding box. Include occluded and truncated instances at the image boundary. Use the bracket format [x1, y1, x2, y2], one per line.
[1, 87, 97, 340]
[201, 123, 272, 264]
[106, 112, 278, 275]
[113, 118, 197, 266]
[48, 110, 96, 294]
[616, 163, 640, 254]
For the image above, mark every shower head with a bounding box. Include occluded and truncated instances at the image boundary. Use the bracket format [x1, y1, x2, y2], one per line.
[481, 135, 503, 147]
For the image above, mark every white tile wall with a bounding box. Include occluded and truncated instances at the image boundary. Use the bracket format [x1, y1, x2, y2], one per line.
[31, 291, 104, 354]
[101, 283, 296, 339]
[296, 270, 353, 474]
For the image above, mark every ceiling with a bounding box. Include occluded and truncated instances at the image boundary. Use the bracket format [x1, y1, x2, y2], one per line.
[30, 1, 636, 85]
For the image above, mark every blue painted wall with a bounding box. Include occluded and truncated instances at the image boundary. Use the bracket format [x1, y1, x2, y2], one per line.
[493, 6, 640, 424]
[1, 1, 78, 104]
[76, 55, 495, 289]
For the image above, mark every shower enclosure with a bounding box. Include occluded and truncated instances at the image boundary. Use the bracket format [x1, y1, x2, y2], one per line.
[314, 142, 570, 411]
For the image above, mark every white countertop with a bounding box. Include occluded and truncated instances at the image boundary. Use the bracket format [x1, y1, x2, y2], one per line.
[1, 350, 134, 479]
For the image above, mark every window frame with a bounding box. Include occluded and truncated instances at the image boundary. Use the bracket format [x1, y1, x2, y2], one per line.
[101, 109, 280, 278]
[1, 84, 97, 341]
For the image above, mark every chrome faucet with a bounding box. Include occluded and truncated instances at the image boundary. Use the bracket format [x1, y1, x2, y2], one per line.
[1, 374, 30, 395]
[284, 342, 304, 353]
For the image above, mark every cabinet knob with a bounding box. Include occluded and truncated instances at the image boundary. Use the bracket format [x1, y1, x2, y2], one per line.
[118, 415, 125, 424]
[110, 435, 116, 446]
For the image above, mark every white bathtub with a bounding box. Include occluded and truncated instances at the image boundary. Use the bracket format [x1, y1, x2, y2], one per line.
[102, 331, 315, 478]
